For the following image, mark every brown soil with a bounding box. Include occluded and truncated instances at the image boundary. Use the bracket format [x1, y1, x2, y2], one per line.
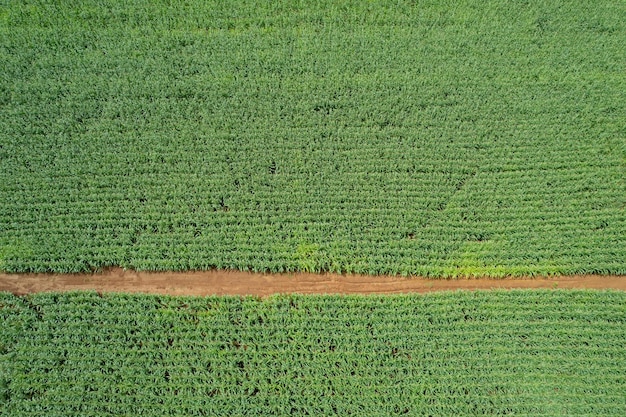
[0, 268, 624, 296]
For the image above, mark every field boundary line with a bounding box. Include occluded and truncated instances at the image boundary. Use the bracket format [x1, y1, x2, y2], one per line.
[1, 268, 624, 296]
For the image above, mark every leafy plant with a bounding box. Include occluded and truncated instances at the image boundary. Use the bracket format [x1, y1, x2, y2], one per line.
[0, 0, 624, 276]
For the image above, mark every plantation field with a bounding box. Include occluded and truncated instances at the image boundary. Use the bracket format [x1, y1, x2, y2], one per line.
[1, 290, 625, 416]
[1, 0, 625, 275]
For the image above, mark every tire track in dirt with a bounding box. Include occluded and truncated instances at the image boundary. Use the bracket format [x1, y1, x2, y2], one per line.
[0, 268, 624, 296]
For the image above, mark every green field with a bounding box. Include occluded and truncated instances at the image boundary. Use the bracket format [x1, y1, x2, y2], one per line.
[1, 0, 625, 275]
[0, 290, 625, 416]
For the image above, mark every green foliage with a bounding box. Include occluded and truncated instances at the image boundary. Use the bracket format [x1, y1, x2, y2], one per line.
[1, 290, 626, 415]
[1, 0, 625, 275]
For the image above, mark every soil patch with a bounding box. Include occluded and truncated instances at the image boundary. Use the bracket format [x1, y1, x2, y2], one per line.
[0, 268, 624, 296]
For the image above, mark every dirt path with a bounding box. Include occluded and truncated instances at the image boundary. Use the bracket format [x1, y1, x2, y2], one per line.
[0, 268, 624, 296]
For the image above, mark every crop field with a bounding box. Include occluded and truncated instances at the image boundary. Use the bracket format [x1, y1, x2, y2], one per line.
[1, 290, 625, 416]
[2, 2, 626, 415]
[1, 0, 624, 276]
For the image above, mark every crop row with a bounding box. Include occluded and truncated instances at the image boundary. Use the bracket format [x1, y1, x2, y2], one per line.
[1, 0, 624, 275]
[2, 290, 626, 416]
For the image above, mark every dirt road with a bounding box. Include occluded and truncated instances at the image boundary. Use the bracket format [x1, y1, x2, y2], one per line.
[1, 268, 624, 296]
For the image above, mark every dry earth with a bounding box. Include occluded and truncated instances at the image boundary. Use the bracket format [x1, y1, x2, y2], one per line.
[0, 268, 624, 296]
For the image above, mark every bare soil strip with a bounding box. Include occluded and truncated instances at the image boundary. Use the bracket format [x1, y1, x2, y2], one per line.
[0, 268, 624, 296]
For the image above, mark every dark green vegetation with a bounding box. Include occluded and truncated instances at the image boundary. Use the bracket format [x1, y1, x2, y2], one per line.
[1, 290, 625, 416]
[1, 1, 625, 275]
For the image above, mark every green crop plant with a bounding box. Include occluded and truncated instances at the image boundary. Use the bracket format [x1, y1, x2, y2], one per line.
[0, 0, 624, 275]
[1, 290, 626, 415]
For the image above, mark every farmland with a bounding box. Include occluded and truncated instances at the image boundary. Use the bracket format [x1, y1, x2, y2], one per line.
[1, 0, 625, 276]
[1, 290, 625, 416]
[2, 2, 625, 414]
